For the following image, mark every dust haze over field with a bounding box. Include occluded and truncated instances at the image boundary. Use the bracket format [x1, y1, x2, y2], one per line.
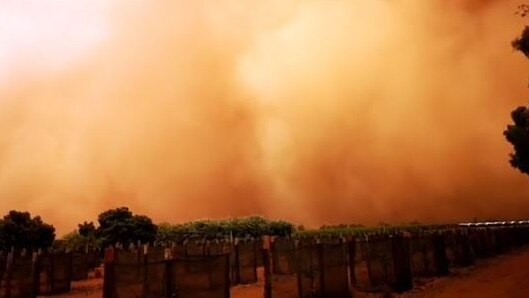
[1, 0, 529, 233]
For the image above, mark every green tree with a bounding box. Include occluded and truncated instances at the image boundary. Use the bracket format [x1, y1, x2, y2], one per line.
[96, 207, 157, 247]
[155, 216, 295, 244]
[58, 221, 100, 252]
[505, 23, 529, 175]
[60, 231, 90, 252]
[0, 210, 55, 250]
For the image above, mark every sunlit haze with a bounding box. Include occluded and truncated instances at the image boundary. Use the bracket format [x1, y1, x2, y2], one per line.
[1, 0, 529, 234]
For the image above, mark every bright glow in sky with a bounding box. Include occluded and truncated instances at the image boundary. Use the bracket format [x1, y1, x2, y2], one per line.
[0, 0, 111, 82]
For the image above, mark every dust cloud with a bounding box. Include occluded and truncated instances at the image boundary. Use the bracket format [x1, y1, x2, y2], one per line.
[1, 0, 529, 234]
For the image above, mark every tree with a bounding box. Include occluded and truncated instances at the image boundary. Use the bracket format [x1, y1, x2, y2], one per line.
[505, 107, 529, 174]
[96, 207, 157, 247]
[60, 231, 90, 252]
[0, 210, 55, 250]
[56, 221, 101, 252]
[505, 23, 529, 176]
[155, 216, 296, 244]
[78, 221, 96, 237]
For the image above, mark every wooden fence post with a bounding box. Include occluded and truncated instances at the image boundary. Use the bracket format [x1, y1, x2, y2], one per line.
[234, 240, 240, 284]
[391, 235, 413, 292]
[365, 236, 376, 289]
[459, 230, 474, 267]
[165, 259, 173, 298]
[223, 254, 230, 298]
[347, 237, 357, 288]
[4, 252, 13, 298]
[142, 244, 148, 298]
[50, 253, 56, 294]
[31, 251, 39, 297]
[433, 233, 449, 276]
[67, 253, 73, 292]
[103, 248, 115, 298]
[317, 242, 325, 296]
[295, 239, 307, 298]
[262, 248, 272, 298]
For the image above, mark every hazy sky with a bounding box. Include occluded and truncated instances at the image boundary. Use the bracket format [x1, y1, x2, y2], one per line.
[1, 0, 529, 234]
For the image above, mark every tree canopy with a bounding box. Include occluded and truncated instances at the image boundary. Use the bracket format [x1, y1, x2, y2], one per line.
[505, 107, 529, 174]
[0, 210, 55, 250]
[78, 221, 96, 238]
[96, 207, 158, 247]
[156, 216, 295, 244]
[505, 24, 529, 176]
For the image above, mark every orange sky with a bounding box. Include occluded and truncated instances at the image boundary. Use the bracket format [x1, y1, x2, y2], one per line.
[1, 0, 529, 235]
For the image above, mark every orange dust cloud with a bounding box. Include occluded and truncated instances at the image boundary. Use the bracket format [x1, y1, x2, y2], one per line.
[0, 0, 528, 234]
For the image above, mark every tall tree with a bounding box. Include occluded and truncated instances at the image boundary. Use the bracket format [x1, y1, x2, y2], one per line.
[505, 21, 529, 176]
[96, 207, 157, 247]
[0, 210, 55, 250]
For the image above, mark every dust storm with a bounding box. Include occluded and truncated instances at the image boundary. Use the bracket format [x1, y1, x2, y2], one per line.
[0, 0, 528, 233]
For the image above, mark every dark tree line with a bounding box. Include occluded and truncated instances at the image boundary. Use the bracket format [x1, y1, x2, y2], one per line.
[0, 207, 158, 251]
[63, 207, 158, 251]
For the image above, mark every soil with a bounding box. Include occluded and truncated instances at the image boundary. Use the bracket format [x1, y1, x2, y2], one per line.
[41, 246, 529, 298]
[401, 247, 529, 298]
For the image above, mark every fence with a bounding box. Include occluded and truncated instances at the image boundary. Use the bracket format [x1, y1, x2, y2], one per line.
[0, 253, 36, 298]
[409, 232, 449, 278]
[156, 239, 259, 287]
[35, 253, 72, 295]
[265, 238, 298, 298]
[103, 247, 230, 298]
[0, 251, 100, 298]
[71, 252, 101, 280]
[29, 224, 525, 298]
[264, 238, 351, 298]
[349, 234, 413, 293]
[0, 254, 5, 292]
[261, 225, 529, 297]
[233, 240, 258, 284]
[446, 229, 473, 267]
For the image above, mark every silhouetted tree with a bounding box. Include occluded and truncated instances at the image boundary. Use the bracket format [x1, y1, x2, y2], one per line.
[96, 207, 157, 247]
[505, 19, 529, 176]
[78, 221, 96, 237]
[505, 107, 529, 174]
[0, 210, 55, 250]
[56, 221, 101, 252]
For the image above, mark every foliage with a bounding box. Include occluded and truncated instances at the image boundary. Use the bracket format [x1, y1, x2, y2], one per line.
[513, 26, 529, 58]
[0, 210, 55, 250]
[505, 106, 529, 175]
[58, 230, 101, 252]
[59, 221, 101, 252]
[506, 14, 529, 176]
[156, 216, 295, 244]
[78, 221, 96, 237]
[96, 207, 158, 247]
[293, 222, 453, 239]
[517, 4, 529, 18]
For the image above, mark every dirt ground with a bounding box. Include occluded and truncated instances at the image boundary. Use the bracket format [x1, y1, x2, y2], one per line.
[43, 246, 529, 298]
[401, 247, 529, 298]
